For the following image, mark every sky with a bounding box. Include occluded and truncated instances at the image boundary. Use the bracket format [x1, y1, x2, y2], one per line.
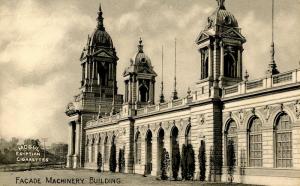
[0, 0, 299, 144]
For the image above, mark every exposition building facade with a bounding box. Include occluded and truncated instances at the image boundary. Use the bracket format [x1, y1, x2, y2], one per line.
[65, 1, 300, 185]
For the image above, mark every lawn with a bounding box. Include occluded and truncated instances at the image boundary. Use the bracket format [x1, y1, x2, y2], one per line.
[0, 169, 259, 186]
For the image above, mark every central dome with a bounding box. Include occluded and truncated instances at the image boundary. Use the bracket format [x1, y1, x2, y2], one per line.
[89, 4, 114, 48]
[205, 0, 239, 30]
[90, 29, 114, 48]
[208, 8, 238, 28]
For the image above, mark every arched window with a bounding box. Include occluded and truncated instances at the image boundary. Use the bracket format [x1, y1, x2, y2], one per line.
[185, 125, 191, 145]
[275, 113, 292, 168]
[135, 132, 141, 164]
[248, 117, 262, 167]
[224, 54, 237, 78]
[202, 57, 209, 79]
[226, 120, 238, 166]
[139, 84, 148, 102]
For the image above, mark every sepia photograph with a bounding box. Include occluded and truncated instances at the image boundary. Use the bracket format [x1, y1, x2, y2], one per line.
[0, 0, 300, 185]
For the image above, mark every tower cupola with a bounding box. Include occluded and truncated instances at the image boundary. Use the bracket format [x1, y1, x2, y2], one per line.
[123, 38, 157, 108]
[196, 0, 246, 95]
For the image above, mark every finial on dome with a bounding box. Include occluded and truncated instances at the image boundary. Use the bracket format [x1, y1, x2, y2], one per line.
[216, 0, 226, 9]
[138, 37, 143, 52]
[97, 2, 105, 30]
[99, 3, 102, 13]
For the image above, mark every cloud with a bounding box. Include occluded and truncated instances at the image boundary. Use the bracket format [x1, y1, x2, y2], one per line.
[0, 0, 92, 143]
[0, 0, 299, 144]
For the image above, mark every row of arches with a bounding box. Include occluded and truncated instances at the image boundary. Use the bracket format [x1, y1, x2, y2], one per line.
[85, 135, 116, 166]
[134, 124, 192, 175]
[225, 112, 293, 168]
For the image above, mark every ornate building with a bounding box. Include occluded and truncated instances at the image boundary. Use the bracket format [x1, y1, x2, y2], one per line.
[66, 1, 300, 185]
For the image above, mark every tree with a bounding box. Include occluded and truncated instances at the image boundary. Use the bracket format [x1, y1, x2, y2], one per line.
[171, 144, 180, 180]
[186, 144, 195, 180]
[181, 144, 187, 179]
[118, 149, 125, 173]
[227, 140, 236, 183]
[181, 144, 195, 180]
[198, 141, 206, 181]
[160, 148, 170, 180]
[109, 144, 117, 172]
[97, 152, 102, 172]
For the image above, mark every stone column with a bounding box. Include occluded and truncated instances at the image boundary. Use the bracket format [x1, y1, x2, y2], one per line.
[73, 122, 80, 168]
[87, 62, 91, 81]
[128, 78, 132, 104]
[67, 123, 74, 168]
[177, 135, 185, 179]
[85, 62, 88, 81]
[149, 80, 153, 104]
[125, 81, 128, 103]
[164, 130, 171, 178]
[152, 80, 155, 105]
[238, 48, 243, 79]
[219, 42, 224, 87]
[95, 142, 99, 164]
[151, 136, 158, 176]
[82, 64, 85, 85]
[208, 45, 213, 79]
[140, 137, 146, 174]
[213, 40, 220, 82]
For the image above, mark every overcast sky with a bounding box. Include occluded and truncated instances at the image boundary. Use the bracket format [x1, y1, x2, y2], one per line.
[0, 0, 299, 144]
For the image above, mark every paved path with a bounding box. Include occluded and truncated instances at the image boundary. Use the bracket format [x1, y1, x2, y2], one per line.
[0, 169, 259, 186]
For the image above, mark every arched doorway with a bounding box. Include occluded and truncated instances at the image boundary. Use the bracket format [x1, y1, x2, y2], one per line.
[135, 132, 141, 165]
[225, 120, 237, 166]
[185, 124, 191, 145]
[171, 126, 180, 179]
[157, 128, 164, 175]
[145, 130, 152, 175]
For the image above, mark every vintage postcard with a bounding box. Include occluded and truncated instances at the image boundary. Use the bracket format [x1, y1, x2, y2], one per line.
[1, 0, 300, 185]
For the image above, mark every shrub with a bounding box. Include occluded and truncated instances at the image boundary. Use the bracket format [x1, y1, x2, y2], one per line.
[198, 141, 206, 181]
[171, 144, 180, 180]
[160, 148, 170, 180]
[227, 140, 236, 183]
[118, 149, 125, 173]
[181, 144, 195, 180]
[181, 144, 187, 179]
[109, 144, 117, 172]
[186, 144, 195, 180]
[97, 152, 102, 172]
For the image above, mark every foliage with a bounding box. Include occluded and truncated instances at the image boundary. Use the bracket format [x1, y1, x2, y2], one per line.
[181, 144, 187, 179]
[198, 141, 206, 181]
[118, 149, 125, 173]
[160, 148, 170, 180]
[97, 152, 102, 172]
[109, 144, 117, 172]
[0, 138, 18, 164]
[227, 140, 236, 183]
[171, 144, 180, 180]
[181, 144, 195, 180]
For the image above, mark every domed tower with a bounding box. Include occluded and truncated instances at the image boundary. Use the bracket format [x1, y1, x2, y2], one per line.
[79, 4, 123, 115]
[123, 38, 157, 109]
[65, 4, 123, 168]
[195, 0, 246, 96]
